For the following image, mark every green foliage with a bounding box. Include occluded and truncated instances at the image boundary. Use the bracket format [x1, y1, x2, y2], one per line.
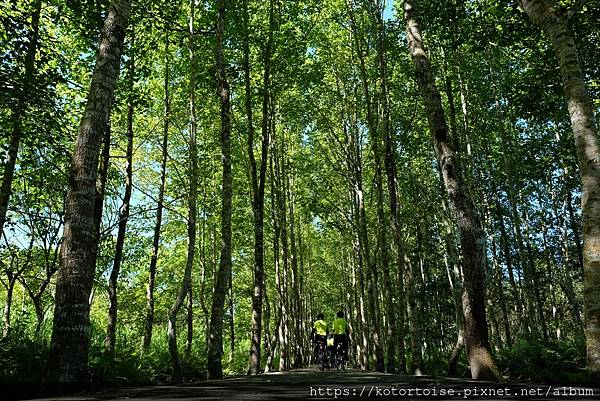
[496, 339, 586, 383]
[0, 311, 49, 383]
[87, 319, 206, 384]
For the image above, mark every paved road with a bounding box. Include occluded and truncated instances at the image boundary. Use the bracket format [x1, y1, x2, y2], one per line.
[17, 368, 599, 400]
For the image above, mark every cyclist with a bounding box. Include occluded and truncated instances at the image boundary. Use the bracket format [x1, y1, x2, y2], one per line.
[310, 312, 328, 364]
[332, 310, 350, 361]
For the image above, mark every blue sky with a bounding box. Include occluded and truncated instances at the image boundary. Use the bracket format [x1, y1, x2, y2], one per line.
[383, 0, 394, 20]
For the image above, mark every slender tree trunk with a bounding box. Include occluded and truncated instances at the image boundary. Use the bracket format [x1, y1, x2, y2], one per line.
[403, 0, 498, 380]
[496, 203, 524, 324]
[289, 183, 303, 368]
[168, 0, 198, 379]
[263, 278, 274, 372]
[404, 254, 423, 375]
[143, 27, 170, 352]
[347, 0, 385, 372]
[46, 0, 130, 382]
[442, 211, 466, 374]
[207, 0, 233, 379]
[278, 139, 291, 372]
[491, 236, 512, 347]
[2, 278, 16, 338]
[186, 286, 193, 359]
[523, 209, 548, 342]
[247, 0, 273, 374]
[521, 0, 600, 378]
[105, 42, 135, 355]
[355, 156, 369, 370]
[567, 189, 584, 276]
[372, 0, 399, 374]
[557, 198, 584, 329]
[0, 0, 41, 239]
[270, 148, 285, 372]
[541, 224, 561, 339]
[228, 266, 234, 362]
[199, 209, 209, 342]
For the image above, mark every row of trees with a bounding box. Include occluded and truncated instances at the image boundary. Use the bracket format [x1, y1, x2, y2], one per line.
[0, 0, 598, 383]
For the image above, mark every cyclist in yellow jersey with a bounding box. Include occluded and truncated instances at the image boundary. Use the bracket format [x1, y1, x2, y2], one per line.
[332, 310, 350, 360]
[310, 312, 328, 364]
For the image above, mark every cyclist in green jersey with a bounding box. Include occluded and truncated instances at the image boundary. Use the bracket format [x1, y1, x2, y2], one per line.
[332, 310, 350, 360]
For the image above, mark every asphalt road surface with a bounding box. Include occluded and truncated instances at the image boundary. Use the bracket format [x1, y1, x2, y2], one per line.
[16, 368, 599, 400]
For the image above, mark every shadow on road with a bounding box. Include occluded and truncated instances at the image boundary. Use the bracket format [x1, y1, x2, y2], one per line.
[15, 368, 599, 400]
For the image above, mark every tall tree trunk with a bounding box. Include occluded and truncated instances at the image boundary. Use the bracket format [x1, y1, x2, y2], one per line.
[289, 181, 303, 368]
[247, 0, 273, 374]
[347, 0, 385, 372]
[270, 148, 286, 372]
[278, 138, 291, 372]
[372, 0, 399, 374]
[207, 0, 233, 379]
[168, 0, 198, 379]
[353, 125, 369, 371]
[442, 207, 467, 374]
[0, 0, 41, 239]
[521, 0, 600, 378]
[402, 0, 498, 380]
[105, 41, 135, 355]
[46, 0, 130, 383]
[143, 27, 170, 352]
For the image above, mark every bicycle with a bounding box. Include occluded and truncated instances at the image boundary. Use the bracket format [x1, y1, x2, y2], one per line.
[333, 342, 347, 371]
[314, 340, 327, 371]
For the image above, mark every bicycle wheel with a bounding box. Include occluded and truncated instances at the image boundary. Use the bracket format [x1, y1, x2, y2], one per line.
[319, 345, 325, 371]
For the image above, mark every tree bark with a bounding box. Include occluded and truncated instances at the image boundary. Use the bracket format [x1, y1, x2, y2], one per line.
[521, 0, 600, 378]
[207, 0, 233, 379]
[402, 0, 498, 380]
[46, 0, 130, 383]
